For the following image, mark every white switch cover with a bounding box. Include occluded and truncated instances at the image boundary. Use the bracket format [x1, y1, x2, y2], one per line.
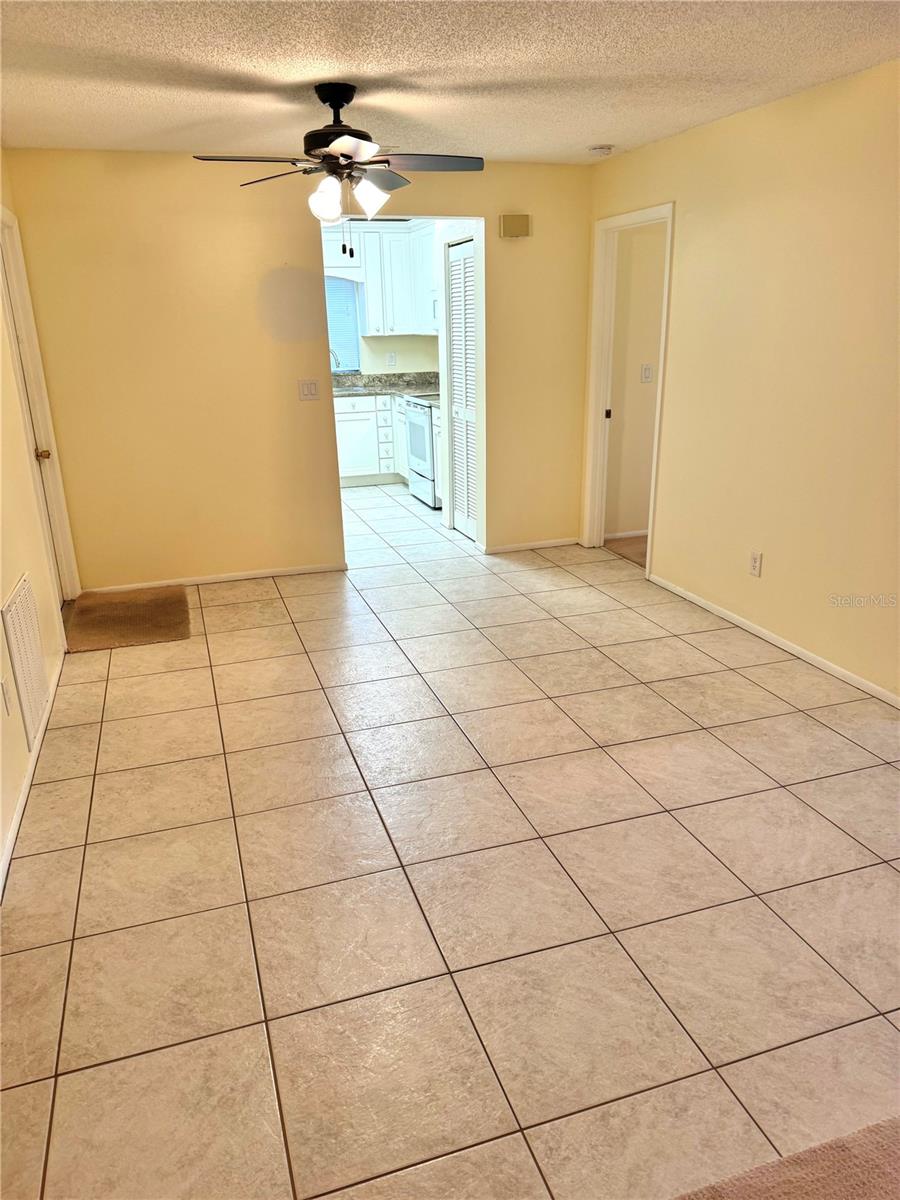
[749, 550, 763, 577]
[640, 363, 653, 383]
[386, 352, 397, 367]
[298, 379, 320, 400]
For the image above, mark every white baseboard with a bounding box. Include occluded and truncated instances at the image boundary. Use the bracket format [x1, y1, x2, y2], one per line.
[341, 474, 405, 487]
[605, 529, 648, 540]
[649, 573, 900, 709]
[2, 653, 65, 889]
[92, 563, 348, 592]
[482, 538, 579, 554]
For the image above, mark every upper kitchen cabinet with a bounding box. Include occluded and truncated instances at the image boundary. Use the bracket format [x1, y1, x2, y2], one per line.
[321, 226, 363, 278]
[357, 227, 387, 334]
[410, 223, 439, 334]
[339, 221, 436, 337]
[381, 228, 416, 335]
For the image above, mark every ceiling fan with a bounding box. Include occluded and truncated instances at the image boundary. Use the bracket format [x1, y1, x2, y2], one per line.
[195, 81, 484, 223]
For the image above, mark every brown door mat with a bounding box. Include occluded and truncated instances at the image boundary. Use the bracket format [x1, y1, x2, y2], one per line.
[66, 586, 190, 652]
[676, 1117, 900, 1200]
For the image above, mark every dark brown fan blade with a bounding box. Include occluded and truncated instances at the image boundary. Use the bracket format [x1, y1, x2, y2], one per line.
[240, 168, 317, 188]
[360, 167, 410, 191]
[194, 154, 309, 164]
[367, 154, 483, 172]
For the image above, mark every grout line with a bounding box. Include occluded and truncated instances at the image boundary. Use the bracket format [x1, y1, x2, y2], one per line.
[38, 643, 111, 1199]
[202, 598, 300, 1200]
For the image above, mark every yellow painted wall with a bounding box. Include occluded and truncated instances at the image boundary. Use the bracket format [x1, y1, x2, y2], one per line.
[5, 150, 346, 587]
[592, 61, 899, 694]
[5, 155, 592, 582]
[606, 222, 666, 537]
[1, 159, 67, 857]
[359, 334, 439, 375]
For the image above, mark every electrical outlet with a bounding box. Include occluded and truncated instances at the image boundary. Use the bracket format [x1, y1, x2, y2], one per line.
[749, 550, 763, 577]
[640, 363, 653, 383]
[298, 379, 320, 401]
[386, 352, 397, 368]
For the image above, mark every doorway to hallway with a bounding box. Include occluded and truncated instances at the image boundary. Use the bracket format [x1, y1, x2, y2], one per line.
[581, 204, 673, 575]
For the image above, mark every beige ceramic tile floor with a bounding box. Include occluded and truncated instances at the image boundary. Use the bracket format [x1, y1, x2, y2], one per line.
[2, 481, 899, 1200]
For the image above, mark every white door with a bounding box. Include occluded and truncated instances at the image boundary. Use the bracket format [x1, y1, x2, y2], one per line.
[0, 241, 68, 602]
[447, 240, 477, 539]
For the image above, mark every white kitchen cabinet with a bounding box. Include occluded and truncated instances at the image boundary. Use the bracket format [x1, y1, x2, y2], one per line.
[322, 227, 362, 276]
[381, 230, 416, 335]
[357, 228, 386, 334]
[353, 224, 435, 337]
[335, 393, 401, 479]
[432, 409, 443, 504]
[392, 395, 408, 478]
[335, 402, 380, 476]
[410, 224, 439, 334]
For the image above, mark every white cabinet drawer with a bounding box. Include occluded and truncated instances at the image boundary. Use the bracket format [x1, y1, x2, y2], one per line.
[377, 412, 392, 428]
[376, 395, 392, 411]
[334, 395, 375, 414]
[391, 394, 407, 412]
[379, 458, 395, 472]
[378, 427, 394, 444]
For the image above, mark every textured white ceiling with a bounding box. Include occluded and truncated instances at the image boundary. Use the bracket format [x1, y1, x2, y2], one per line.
[1, 2, 897, 162]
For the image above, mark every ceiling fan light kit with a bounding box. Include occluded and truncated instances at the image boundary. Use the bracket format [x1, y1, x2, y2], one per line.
[195, 81, 484, 224]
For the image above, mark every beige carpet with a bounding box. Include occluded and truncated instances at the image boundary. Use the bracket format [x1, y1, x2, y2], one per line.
[66, 585, 190, 651]
[677, 1118, 900, 1200]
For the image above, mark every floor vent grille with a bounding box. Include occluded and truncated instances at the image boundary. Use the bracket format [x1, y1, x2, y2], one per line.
[2, 574, 49, 748]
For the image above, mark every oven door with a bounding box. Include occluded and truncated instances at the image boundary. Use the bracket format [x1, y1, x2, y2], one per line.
[406, 402, 434, 480]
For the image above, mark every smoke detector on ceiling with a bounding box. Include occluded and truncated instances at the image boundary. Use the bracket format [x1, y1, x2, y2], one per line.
[588, 144, 614, 157]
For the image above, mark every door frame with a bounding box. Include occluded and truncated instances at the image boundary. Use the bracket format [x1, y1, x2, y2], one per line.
[1, 207, 81, 600]
[580, 202, 674, 575]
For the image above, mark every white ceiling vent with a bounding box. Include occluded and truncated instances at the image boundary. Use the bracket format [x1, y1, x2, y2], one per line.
[2, 574, 50, 749]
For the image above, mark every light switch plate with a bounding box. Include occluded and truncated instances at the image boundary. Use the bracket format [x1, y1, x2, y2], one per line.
[298, 379, 320, 400]
[640, 363, 653, 383]
[386, 352, 397, 367]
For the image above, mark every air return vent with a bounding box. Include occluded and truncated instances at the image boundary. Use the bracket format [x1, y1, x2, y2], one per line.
[2, 574, 50, 749]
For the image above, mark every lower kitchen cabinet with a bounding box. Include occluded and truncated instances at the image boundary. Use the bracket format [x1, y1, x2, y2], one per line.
[335, 393, 409, 480]
[392, 396, 408, 478]
[335, 409, 380, 476]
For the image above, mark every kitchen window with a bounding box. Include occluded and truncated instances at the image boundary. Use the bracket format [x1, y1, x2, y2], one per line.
[324, 275, 361, 372]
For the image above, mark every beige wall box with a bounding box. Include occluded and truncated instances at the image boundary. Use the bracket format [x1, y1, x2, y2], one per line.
[499, 214, 532, 238]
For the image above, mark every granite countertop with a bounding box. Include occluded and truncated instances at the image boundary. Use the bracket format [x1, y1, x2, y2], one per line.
[332, 371, 438, 398]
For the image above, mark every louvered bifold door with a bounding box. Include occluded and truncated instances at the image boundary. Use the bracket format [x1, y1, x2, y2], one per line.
[447, 240, 477, 538]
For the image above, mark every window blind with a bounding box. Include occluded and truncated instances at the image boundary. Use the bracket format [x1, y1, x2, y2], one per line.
[324, 276, 361, 371]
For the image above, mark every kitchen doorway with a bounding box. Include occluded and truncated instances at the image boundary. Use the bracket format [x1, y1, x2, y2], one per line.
[320, 216, 485, 547]
[581, 203, 673, 573]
